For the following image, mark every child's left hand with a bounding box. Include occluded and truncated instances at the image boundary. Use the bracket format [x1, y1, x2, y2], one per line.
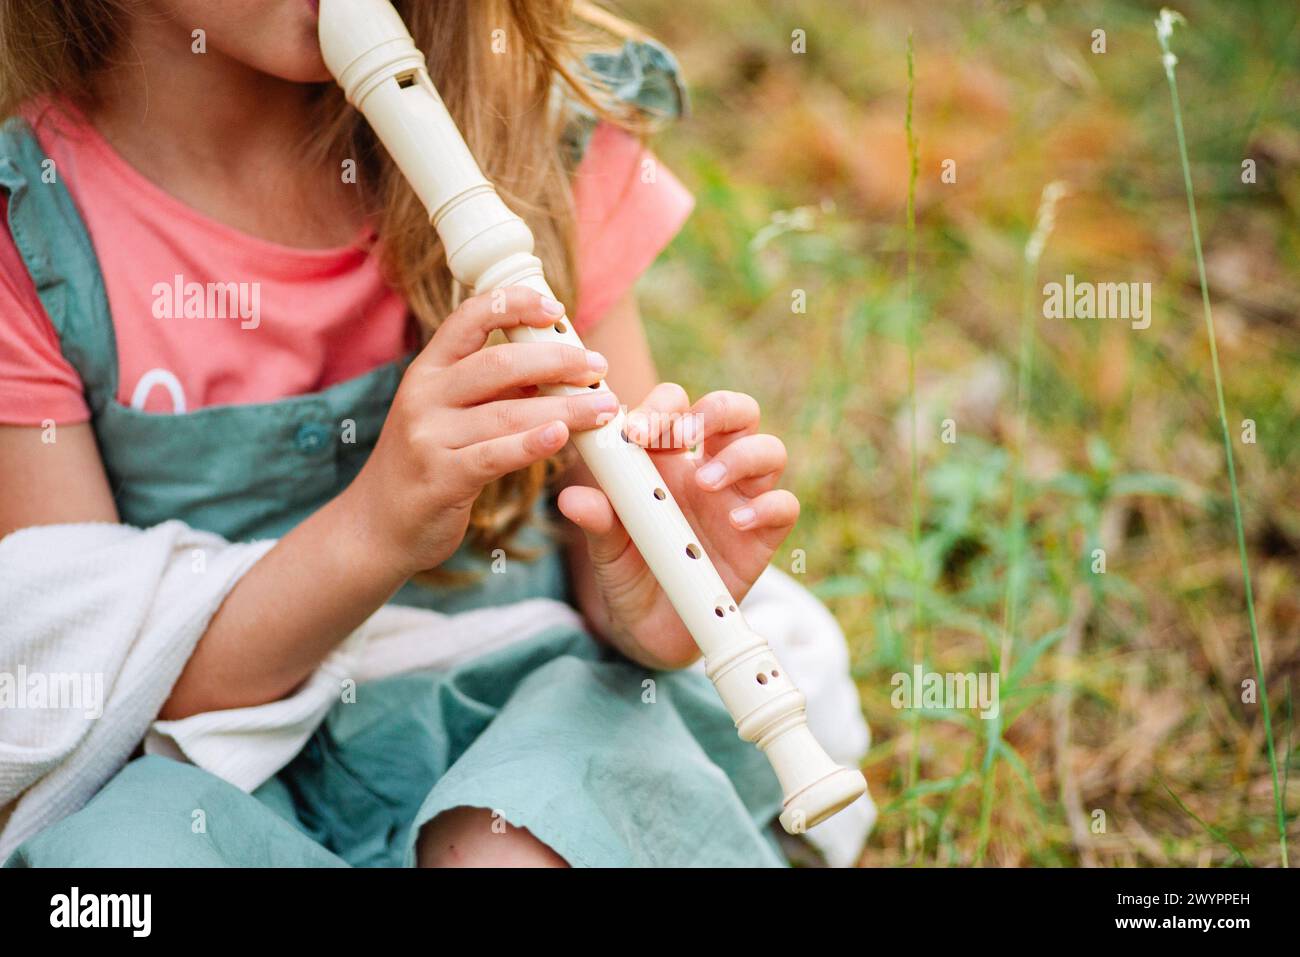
[557, 384, 798, 668]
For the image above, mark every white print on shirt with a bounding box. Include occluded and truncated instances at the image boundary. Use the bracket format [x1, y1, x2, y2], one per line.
[49, 886, 151, 937]
[151, 273, 261, 330]
[130, 368, 187, 414]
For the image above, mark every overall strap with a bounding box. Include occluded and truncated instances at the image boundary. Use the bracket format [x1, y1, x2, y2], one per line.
[562, 39, 689, 165]
[0, 116, 119, 415]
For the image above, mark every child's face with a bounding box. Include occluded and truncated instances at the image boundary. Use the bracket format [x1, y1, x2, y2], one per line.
[149, 0, 331, 84]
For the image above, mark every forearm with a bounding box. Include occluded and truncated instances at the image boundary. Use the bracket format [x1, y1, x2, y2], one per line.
[158, 487, 408, 720]
[2, 424, 403, 721]
[165, 288, 608, 719]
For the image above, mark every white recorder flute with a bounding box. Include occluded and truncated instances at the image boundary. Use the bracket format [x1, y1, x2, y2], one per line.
[319, 0, 867, 833]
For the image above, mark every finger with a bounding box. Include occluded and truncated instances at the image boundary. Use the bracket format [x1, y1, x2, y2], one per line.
[483, 384, 540, 402]
[694, 433, 787, 496]
[453, 391, 620, 448]
[689, 390, 761, 454]
[422, 286, 568, 367]
[728, 488, 800, 535]
[556, 484, 632, 565]
[625, 382, 690, 449]
[462, 419, 570, 487]
[446, 341, 608, 405]
[462, 382, 542, 405]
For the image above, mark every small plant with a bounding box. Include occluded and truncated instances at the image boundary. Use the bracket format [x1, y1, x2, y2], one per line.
[974, 180, 1068, 863]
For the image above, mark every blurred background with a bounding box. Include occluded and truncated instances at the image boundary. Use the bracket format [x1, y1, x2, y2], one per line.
[617, 0, 1299, 865]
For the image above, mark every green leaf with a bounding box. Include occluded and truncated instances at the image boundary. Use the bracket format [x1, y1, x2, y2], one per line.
[1008, 625, 1068, 688]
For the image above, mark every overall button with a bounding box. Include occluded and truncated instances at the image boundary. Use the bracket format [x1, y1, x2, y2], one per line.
[293, 422, 332, 454]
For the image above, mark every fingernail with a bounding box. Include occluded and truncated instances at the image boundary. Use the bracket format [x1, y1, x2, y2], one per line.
[593, 392, 619, 412]
[730, 506, 756, 528]
[697, 461, 727, 487]
[586, 350, 608, 373]
[540, 296, 565, 317]
[542, 422, 565, 445]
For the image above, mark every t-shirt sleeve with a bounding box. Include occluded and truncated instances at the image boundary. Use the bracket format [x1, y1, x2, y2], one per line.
[0, 204, 90, 426]
[570, 122, 694, 333]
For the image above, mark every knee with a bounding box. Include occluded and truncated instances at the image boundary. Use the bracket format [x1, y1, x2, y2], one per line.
[9, 757, 221, 867]
[416, 806, 568, 868]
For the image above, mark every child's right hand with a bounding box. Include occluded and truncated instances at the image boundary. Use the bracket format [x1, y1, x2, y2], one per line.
[342, 287, 615, 579]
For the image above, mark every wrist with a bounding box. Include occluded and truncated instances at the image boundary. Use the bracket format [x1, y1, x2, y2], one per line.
[329, 482, 415, 591]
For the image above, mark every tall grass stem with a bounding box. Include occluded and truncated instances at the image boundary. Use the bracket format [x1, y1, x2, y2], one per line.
[1156, 7, 1287, 867]
[903, 29, 925, 861]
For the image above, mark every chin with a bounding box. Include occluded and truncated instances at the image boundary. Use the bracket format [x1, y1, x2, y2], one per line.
[263, 13, 333, 83]
[277, 59, 336, 84]
[260, 41, 334, 84]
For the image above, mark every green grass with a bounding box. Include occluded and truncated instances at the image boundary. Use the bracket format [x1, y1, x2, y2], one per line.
[626, 0, 1300, 866]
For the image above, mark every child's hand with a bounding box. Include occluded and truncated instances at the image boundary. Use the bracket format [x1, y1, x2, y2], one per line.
[557, 384, 799, 668]
[345, 287, 617, 578]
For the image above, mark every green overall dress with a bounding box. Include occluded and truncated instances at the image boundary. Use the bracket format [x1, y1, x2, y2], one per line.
[1, 42, 784, 867]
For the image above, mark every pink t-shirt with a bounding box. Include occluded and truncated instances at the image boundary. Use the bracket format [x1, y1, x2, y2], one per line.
[0, 108, 692, 424]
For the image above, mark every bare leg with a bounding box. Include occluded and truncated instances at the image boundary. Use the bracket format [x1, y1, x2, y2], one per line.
[416, 806, 569, 868]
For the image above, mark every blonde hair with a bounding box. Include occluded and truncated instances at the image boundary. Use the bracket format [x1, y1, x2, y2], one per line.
[0, 0, 646, 564]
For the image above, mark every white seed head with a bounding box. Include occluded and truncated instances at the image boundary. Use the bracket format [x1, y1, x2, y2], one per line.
[1154, 11, 1185, 78]
[1025, 180, 1069, 265]
[1155, 8, 1185, 45]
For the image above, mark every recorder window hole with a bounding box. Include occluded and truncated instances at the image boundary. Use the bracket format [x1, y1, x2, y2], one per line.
[396, 71, 418, 89]
[685, 544, 701, 559]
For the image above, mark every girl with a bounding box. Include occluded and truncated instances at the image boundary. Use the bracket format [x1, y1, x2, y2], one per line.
[0, 0, 803, 867]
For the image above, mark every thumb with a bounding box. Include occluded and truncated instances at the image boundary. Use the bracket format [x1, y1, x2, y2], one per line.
[556, 484, 631, 565]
